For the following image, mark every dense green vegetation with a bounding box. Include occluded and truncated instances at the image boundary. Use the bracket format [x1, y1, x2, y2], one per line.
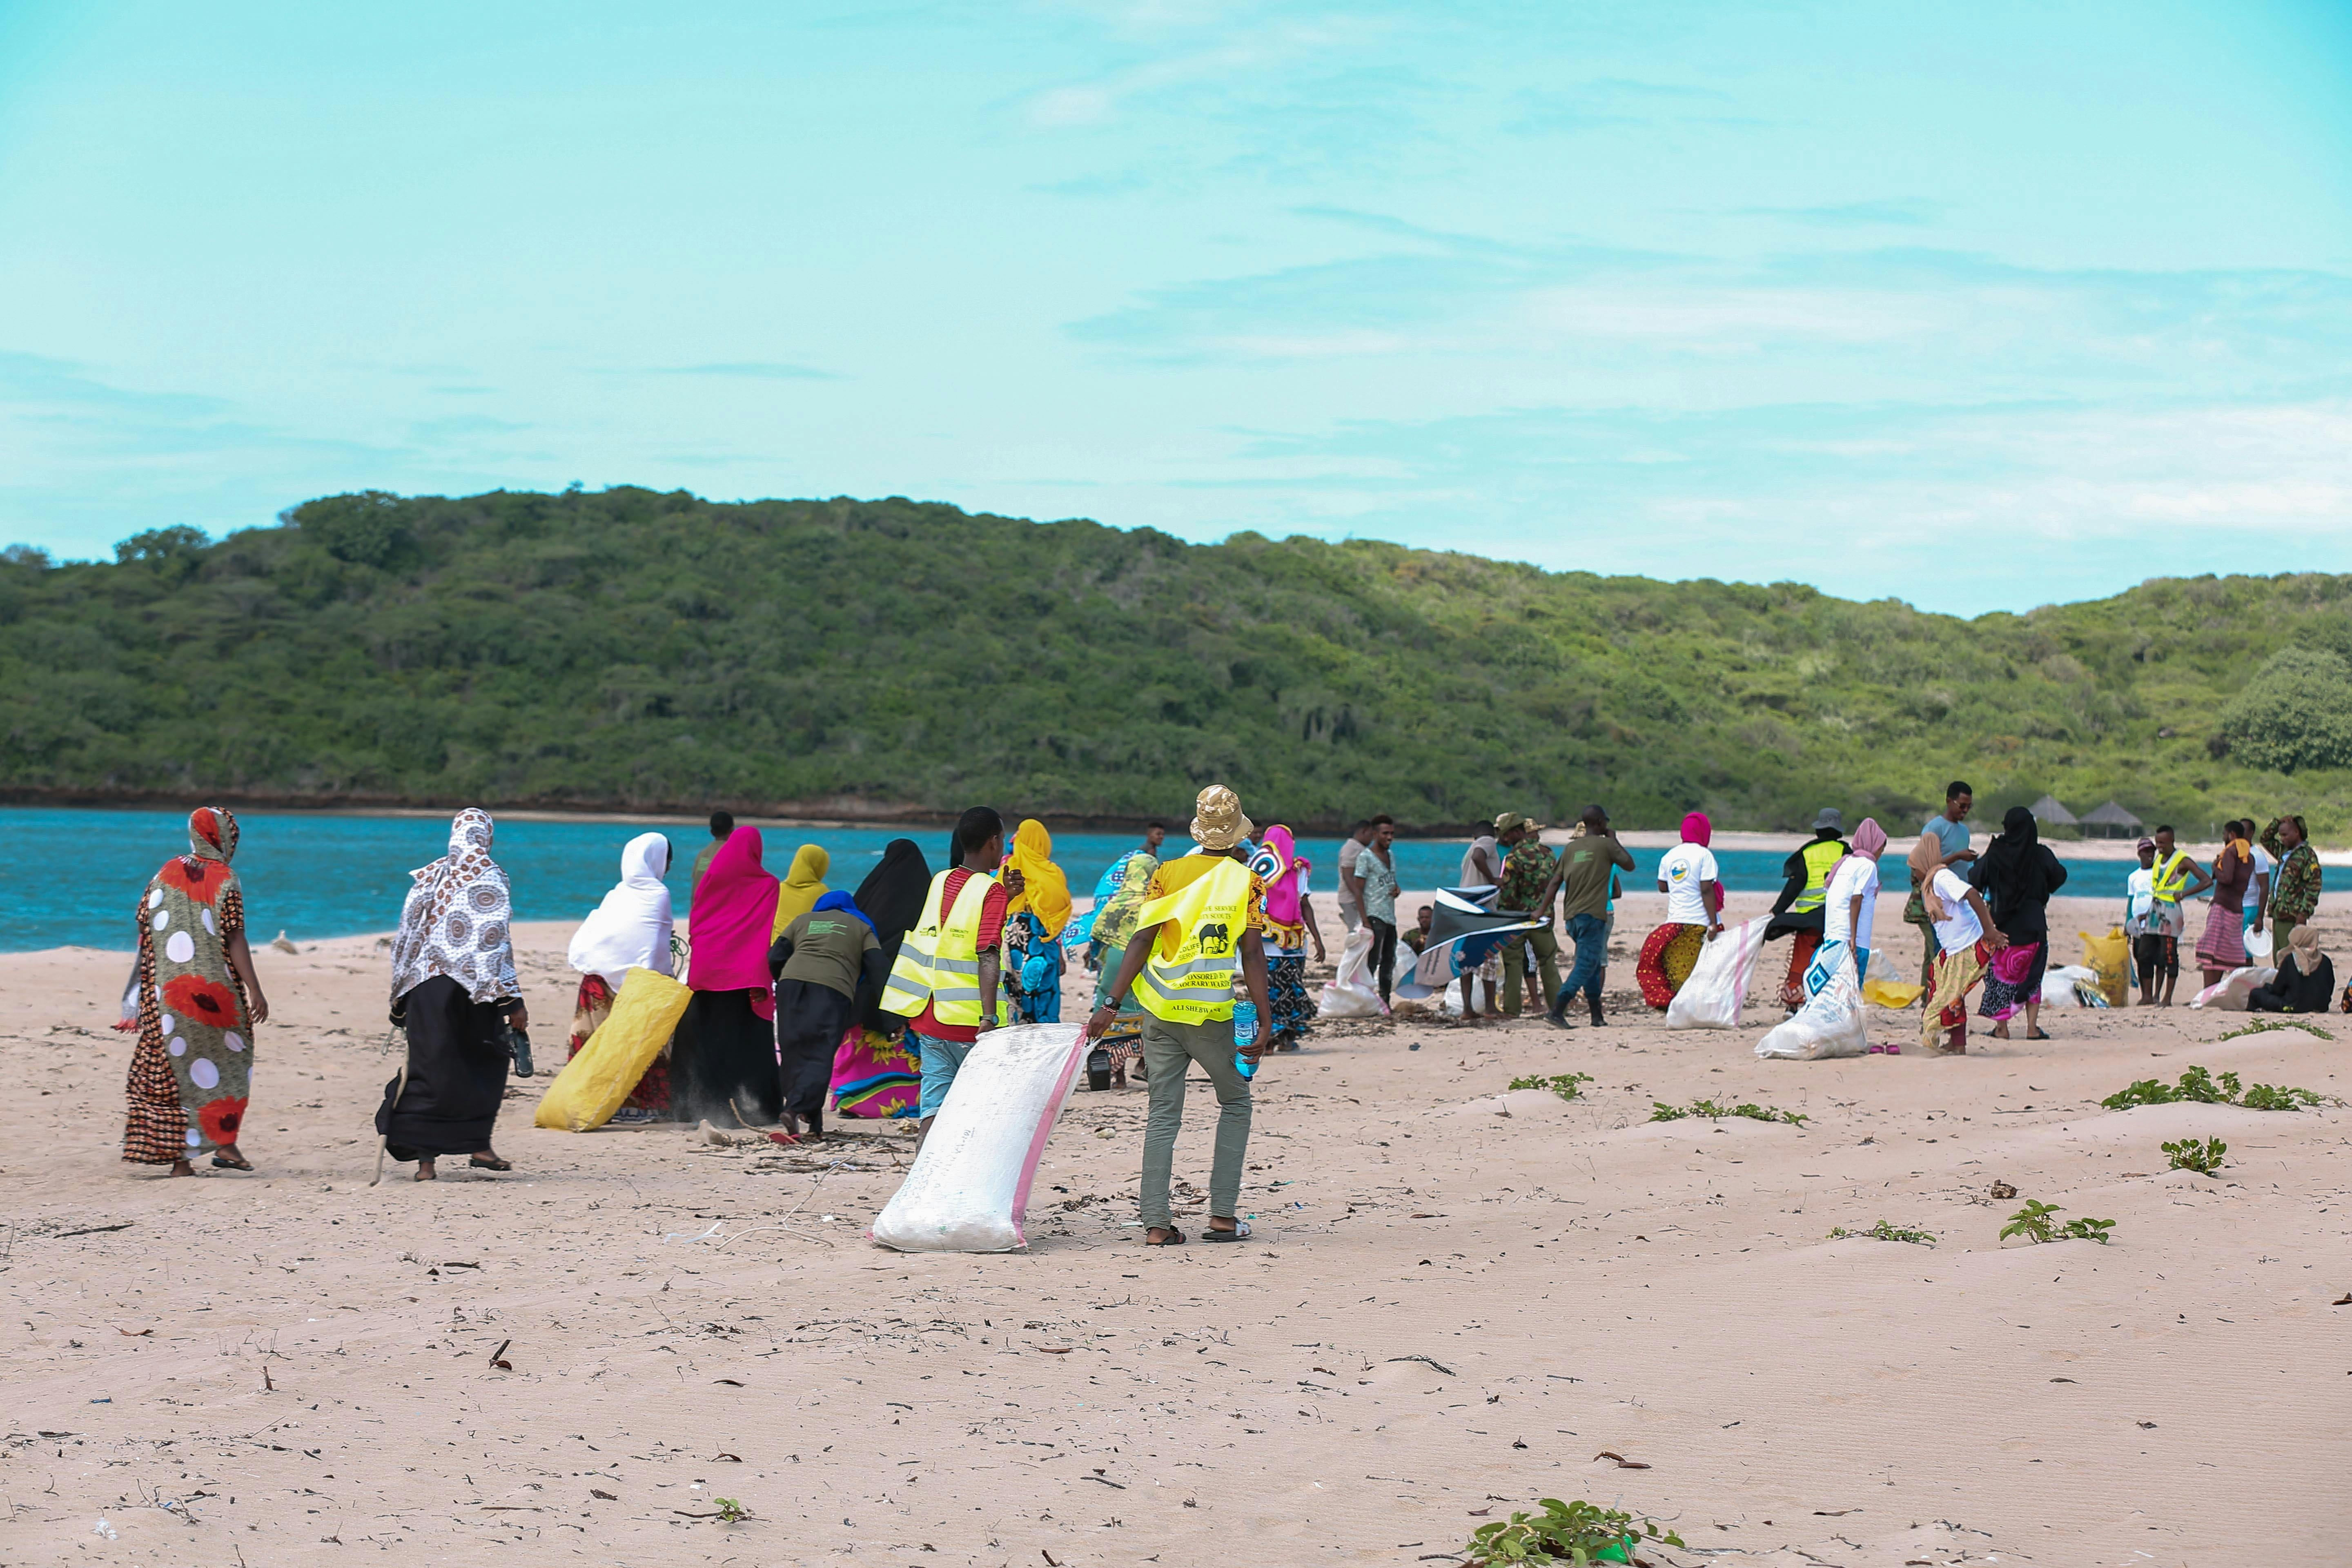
[2, 487, 2347, 835]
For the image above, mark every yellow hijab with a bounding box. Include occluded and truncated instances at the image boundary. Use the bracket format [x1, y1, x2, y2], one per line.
[771, 843, 831, 938]
[1003, 820, 1073, 938]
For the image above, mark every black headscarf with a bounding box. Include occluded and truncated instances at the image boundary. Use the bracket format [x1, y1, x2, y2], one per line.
[1972, 806, 2065, 928]
[855, 837, 932, 1029]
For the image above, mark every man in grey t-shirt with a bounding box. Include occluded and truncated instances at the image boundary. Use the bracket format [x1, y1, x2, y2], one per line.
[1905, 781, 1978, 990]
[1335, 819, 1373, 932]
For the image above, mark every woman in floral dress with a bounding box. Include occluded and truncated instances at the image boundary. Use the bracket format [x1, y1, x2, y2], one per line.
[121, 807, 271, 1175]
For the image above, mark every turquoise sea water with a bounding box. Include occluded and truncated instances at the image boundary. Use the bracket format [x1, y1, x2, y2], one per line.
[0, 807, 2141, 953]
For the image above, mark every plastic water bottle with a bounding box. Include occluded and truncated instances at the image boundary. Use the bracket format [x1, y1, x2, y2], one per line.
[1231, 1000, 1259, 1079]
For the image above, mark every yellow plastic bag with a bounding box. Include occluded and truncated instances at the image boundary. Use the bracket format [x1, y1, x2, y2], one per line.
[534, 967, 692, 1132]
[2080, 927, 2130, 1007]
[1862, 977, 1923, 1009]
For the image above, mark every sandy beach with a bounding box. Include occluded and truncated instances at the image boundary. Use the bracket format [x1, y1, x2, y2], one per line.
[6, 890, 2349, 1566]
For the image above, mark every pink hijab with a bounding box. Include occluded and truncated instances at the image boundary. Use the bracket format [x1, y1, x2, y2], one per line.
[687, 827, 782, 1019]
[1681, 812, 1712, 847]
[1829, 816, 1889, 881]
[1261, 824, 1306, 926]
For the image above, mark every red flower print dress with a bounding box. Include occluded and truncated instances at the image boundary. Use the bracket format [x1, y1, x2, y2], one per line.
[123, 808, 255, 1164]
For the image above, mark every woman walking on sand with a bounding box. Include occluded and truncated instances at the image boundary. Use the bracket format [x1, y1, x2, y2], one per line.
[1637, 812, 1723, 1009]
[376, 809, 526, 1180]
[670, 824, 784, 1125]
[1971, 806, 2068, 1040]
[121, 807, 271, 1175]
[1251, 824, 1326, 1051]
[2194, 824, 2254, 987]
[1002, 820, 1074, 1025]
[563, 831, 676, 1120]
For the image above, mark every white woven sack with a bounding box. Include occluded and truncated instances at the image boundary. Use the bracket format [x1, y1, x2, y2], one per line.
[1666, 917, 1767, 1030]
[871, 1022, 1087, 1252]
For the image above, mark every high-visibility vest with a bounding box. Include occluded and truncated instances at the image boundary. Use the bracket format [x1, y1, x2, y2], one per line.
[881, 870, 1007, 1028]
[1130, 858, 1254, 1025]
[1788, 837, 1846, 915]
[2149, 850, 2193, 907]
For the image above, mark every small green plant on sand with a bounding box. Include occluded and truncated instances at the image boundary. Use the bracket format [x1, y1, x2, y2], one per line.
[2100, 1065, 2329, 1112]
[2000, 1200, 2115, 1246]
[1650, 1097, 1807, 1127]
[2162, 1136, 2228, 1175]
[1828, 1219, 1937, 1245]
[713, 1498, 748, 1524]
[1510, 1072, 1595, 1101]
[1465, 1498, 1684, 1566]
[2218, 1016, 2334, 1042]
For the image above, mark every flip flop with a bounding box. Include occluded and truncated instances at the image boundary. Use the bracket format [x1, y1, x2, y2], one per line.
[468, 1154, 513, 1172]
[209, 1152, 254, 1171]
[2026, 1029, 2052, 1040]
[1202, 1221, 1252, 1243]
[1144, 1228, 1187, 1247]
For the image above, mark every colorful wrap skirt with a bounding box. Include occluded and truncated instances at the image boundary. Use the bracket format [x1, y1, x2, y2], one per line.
[1636, 923, 1706, 1010]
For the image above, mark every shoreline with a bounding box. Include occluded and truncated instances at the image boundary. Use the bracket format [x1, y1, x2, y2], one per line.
[9, 795, 2334, 857]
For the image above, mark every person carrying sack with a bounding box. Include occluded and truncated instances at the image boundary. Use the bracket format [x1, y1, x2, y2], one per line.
[1089, 784, 1272, 1248]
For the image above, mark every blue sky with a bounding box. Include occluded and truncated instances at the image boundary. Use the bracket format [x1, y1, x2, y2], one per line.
[1, 1, 2347, 615]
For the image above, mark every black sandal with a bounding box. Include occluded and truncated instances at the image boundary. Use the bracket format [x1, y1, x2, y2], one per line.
[1144, 1227, 1186, 1247]
[469, 1154, 512, 1172]
[1202, 1221, 1252, 1243]
[209, 1152, 254, 1172]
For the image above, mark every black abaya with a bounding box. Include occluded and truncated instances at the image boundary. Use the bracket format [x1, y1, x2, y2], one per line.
[854, 838, 931, 1032]
[670, 988, 782, 1126]
[775, 977, 854, 1125]
[377, 974, 511, 1160]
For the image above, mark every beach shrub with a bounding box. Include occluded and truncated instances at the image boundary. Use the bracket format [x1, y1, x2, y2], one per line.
[2000, 1200, 2114, 1245]
[1509, 1072, 1595, 1101]
[2161, 1137, 2227, 1175]
[2100, 1066, 2326, 1111]
[1463, 1497, 1683, 1566]
[1828, 1220, 1937, 1245]
[1650, 1098, 1807, 1127]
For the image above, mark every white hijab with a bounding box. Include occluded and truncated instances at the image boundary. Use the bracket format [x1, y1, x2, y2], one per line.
[566, 832, 675, 989]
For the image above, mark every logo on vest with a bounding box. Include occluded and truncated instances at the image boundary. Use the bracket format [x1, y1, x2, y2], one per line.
[1197, 920, 1232, 956]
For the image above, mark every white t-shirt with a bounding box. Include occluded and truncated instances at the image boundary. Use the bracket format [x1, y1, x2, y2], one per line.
[1459, 835, 1500, 888]
[2124, 867, 2156, 934]
[1823, 853, 1880, 951]
[1929, 866, 1982, 952]
[2250, 845, 2273, 888]
[1658, 842, 1719, 924]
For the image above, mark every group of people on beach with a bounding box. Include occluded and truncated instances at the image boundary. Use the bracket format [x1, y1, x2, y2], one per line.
[113, 789, 1319, 1246]
[114, 785, 2328, 1221]
[1621, 783, 2332, 1057]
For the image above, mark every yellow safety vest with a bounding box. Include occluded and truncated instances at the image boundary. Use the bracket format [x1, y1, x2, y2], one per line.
[2149, 850, 2192, 907]
[1789, 837, 1845, 915]
[881, 870, 1008, 1028]
[1130, 858, 1254, 1025]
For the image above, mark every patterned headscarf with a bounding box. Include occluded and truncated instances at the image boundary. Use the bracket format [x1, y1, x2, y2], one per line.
[389, 808, 518, 1005]
[1090, 853, 1159, 951]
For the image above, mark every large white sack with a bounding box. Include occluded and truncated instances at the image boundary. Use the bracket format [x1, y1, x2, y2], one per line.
[2188, 966, 2275, 1011]
[871, 1022, 1087, 1253]
[1667, 917, 1767, 1030]
[1319, 924, 1387, 1018]
[1755, 943, 1869, 1059]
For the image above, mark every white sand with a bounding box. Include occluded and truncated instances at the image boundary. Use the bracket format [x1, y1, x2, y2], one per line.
[6, 891, 2349, 1564]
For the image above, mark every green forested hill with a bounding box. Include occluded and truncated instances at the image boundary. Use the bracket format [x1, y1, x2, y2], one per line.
[3, 487, 2348, 835]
